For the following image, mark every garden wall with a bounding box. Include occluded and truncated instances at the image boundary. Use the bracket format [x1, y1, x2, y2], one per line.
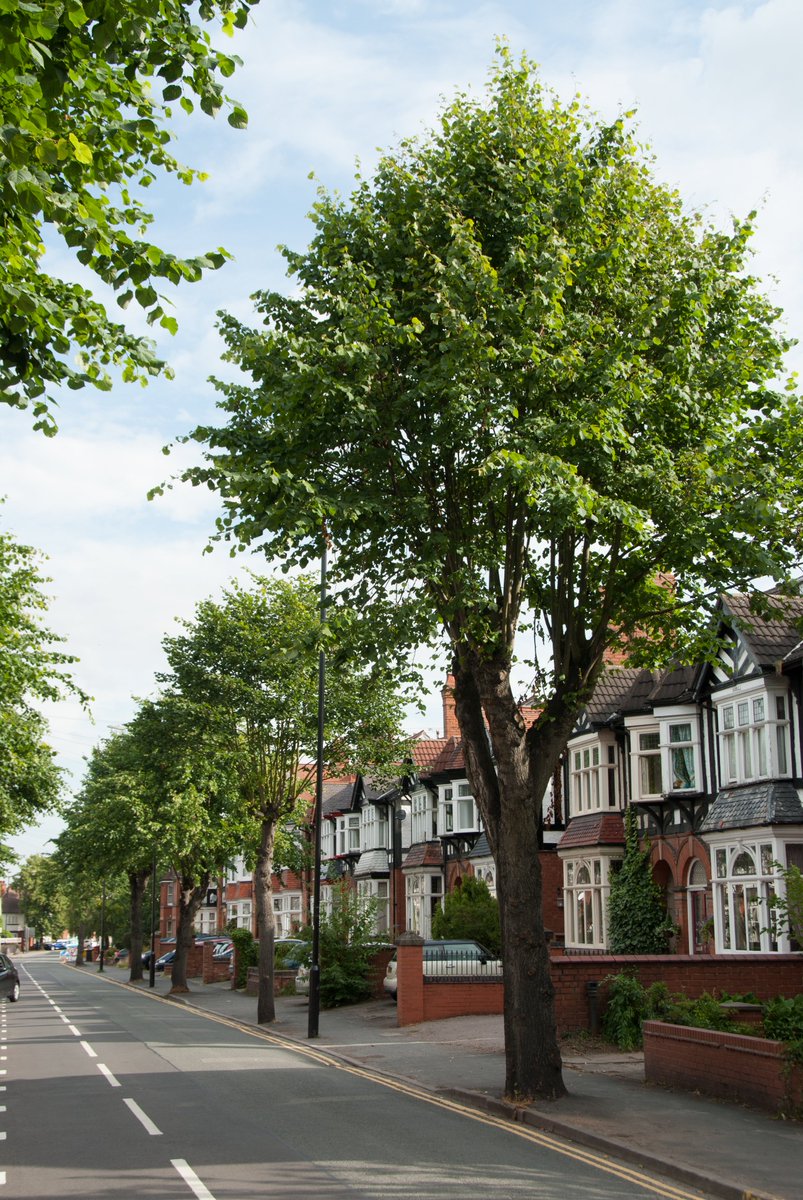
[394, 941, 802, 1031]
[643, 1020, 803, 1115]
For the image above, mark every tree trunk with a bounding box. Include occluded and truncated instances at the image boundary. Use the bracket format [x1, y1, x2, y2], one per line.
[453, 654, 568, 1102]
[255, 815, 277, 1024]
[127, 867, 150, 983]
[170, 871, 209, 993]
[75, 921, 86, 966]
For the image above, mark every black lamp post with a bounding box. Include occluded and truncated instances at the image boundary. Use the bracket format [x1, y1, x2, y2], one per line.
[307, 530, 328, 1039]
[149, 848, 157, 988]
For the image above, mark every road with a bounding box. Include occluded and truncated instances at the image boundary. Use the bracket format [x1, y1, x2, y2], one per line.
[3, 956, 707, 1200]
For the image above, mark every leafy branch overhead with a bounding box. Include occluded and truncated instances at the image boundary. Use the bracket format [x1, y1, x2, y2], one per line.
[0, 0, 258, 433]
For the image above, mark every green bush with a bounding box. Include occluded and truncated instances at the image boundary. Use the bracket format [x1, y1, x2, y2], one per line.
[602, 972, 649, 1050]
[431, 875, 501, 955]
[229, 927, 258, 990]
[603, 973, 755, 1049]
[300, 881, 381, 1008]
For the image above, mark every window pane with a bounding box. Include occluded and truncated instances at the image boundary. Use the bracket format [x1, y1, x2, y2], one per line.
[715, 849, 727, 879]
[737, 702, 749, 726]
[760, 845, 774, 874]
[776, 695, 786, 720]
[669, 723, 692, 744]
[733, 851, 755, 876]
[723, 706, 734, 730]
[777, 727, 789, 774]
[640, 754, 662, 794]
[671, 746, 695, 789]
[752, 697, 765, 722]
[640, 732, 660, 751]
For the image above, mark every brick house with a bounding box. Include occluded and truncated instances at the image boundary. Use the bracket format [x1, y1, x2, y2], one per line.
[559, 591, 803, 956]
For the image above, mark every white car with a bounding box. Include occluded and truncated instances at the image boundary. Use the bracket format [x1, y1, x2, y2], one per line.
[383, 939, 502, 1000]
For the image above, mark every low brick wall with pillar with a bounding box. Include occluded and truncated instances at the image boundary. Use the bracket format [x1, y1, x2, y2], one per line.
[202, 940, 231, 984]
[395, 932, 425, 1026]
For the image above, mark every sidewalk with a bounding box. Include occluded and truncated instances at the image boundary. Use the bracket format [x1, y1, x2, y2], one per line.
[128, 972, 801, 1200]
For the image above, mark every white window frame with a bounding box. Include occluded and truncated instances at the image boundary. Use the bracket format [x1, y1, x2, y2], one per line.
[410, 787, 437, 842]
[569, 734, 618, 816]
[335, 814, 361, 856]
[716, 686, 792, 787]
[628, 711, 701, 801]
[272, 891, 303, 936]
[439, 781, 480, 835]
[708, 835, 791, 953]
[360, 804, 389, 852]
[356, 878, 390, 934]
[560, 852, 621, 950]
[404, 870, 443, 939]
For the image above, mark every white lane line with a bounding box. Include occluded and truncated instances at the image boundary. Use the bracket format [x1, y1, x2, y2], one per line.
[0, 1105, 5, 1112]
[0, 1169, 5, 1185]
[172, 1160, 216, 1200]
[123, 1098, 162, 1136]
[96, 1064, 120, 1088]
[80, 1041, 97, 1059]
[59, 1016, 69, 1024]
[0, 1132, 5, 1141]
[67, 1025, 81, 1037]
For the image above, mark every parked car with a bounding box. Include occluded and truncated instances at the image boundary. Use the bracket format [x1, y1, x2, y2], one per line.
[154, 950, 176, 972]
[383, 939, 502, 1000]
[0, 954, 20, 1002]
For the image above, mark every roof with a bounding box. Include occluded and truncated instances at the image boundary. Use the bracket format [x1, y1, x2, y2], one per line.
[468, 832, 493, 859]
[699, 782, 803, 834]
[402, 841, 444, 869]
[409, 736, 450, 770]
[320, 777, 358, 817]
[723, 593, 803, 667]
[353, 849, 390, 878]
[557, 813, 625, 850]
[428, 737, 466, 775]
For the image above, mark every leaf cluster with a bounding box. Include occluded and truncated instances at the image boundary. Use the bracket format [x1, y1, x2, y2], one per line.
[431, 874, 501, 955]
[607, 807, 675, 954]
[1, 0, 257, 432]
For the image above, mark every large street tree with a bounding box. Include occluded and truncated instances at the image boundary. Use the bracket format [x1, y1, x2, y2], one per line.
[176, 54, 803, 1099]
[0, 520, 87, 859]
[159, 574, 408, 1022]
[14, 853, 68, 941]
[1, 0, 258, 434]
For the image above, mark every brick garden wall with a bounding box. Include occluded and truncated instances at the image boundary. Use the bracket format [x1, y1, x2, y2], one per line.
[394, 942, 803, 1030]
[643, 1021, 803, 1114]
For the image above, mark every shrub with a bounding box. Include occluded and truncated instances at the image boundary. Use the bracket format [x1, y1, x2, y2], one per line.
[431, 876, 501, 955]
[602, 972, 648, 1050]
[229, 927, 258, 990]
[301, 880, 380, 1008]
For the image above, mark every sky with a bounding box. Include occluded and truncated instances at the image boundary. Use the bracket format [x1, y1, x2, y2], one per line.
[2, 0, 802, 862]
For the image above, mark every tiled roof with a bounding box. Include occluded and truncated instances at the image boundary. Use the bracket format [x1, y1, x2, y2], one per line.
[583, 664, 696, 725]
[353, 849, 389, 877]
[699, 782, 803, 834]
[320, 777, 357, 817]
[402, 840, 444, 869]
[428, 736, 466, 774]
[468, 832, 493, 859]
[584, 668, 646, 723]
[410, 736, 450, 769]
[557, 813, 625, 850]
[723, 593, 803, 666]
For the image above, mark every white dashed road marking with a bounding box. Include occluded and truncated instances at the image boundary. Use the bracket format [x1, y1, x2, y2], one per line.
[123, 1098, 162, 1136]
[172, 1160, 217, 1200]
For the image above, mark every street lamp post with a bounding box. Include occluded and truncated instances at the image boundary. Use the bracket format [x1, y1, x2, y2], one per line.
[149, 848, 157, 988]
[307, 530, 328, 1039]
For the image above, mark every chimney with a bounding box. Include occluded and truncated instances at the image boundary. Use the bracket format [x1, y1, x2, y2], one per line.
[441, 675, 461, 740]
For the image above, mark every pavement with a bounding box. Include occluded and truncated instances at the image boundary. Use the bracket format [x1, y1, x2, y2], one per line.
[108, 966, 801, 1200]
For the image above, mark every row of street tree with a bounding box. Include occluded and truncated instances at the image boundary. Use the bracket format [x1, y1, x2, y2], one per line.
[2, 0, 802, 1104]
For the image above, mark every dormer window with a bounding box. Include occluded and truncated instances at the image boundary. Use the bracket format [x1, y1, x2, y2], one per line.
[630, 714, 700, 801]
[440, 782, 479, 834]
[569, 735, 618, 816]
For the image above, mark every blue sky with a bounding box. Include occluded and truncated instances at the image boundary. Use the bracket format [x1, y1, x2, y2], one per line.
[2, 0, 801, 861]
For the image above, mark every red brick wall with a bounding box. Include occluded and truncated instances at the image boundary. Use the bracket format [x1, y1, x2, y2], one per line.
[540, 851, 564, 940]
[643, 1021, 803, 1114]
[395, 945, 803, 1031]
[202, 941, 231, 984]
[550, 955, 803, 1033]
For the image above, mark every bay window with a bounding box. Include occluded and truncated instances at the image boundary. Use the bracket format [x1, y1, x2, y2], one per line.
[717, 689, 791, 786]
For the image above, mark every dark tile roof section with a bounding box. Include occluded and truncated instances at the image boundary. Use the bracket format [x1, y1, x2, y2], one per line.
[699, 782, 803, 834]
[468, 832, 492, 859]
[321, 778, 358, 817]
[402, 841, 444, 870]
[583, 665, 697, 726]
[723, 593, 803, 666]
[557, 813, 625, 851]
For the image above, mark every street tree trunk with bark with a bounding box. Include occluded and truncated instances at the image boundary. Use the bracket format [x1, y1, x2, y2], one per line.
[170, 872, 209, 993]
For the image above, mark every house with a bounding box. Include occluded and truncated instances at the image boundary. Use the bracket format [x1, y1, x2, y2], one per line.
[559, 591, 803, 955]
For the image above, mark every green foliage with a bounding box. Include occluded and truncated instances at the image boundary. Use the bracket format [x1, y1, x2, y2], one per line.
[0, 521, 88, 852]
[608, 807, 675, 954]
[14, 853, 68, 936]
[602, 972, 649, 1050]
[768, 863, 803, 947]
[229, 926, 257, 989]
[171, 47, 803, 1095]
[431, 876, 501, 955]
[1, 0, 259, 433]
[312, 880, 380, 1009]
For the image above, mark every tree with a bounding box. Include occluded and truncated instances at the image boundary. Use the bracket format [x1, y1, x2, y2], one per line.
[432, 875, 502, 956]
[607, 807, 674, 954]
[14, 853, 68, 940]
[0, 520, 87, 858]
[1, 0, 258, 434]
[124, 694, 246, 993]
[175, 53, 803, 1099]
[158, 574, 408, 1021]
[58, 730, 157, 981]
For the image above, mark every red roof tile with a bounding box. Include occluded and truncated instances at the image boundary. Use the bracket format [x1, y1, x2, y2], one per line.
[557, 813, 625, 850]
[402, 841, 444, 869]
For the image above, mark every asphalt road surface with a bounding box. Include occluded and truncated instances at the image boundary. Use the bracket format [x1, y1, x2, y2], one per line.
[3, 956, 707, 1200]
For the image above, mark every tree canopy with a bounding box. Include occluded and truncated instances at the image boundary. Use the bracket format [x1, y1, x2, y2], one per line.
[173, 51, 803, 1099]
[1, 0, 258, 433]
[0, 520, 87, 857]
